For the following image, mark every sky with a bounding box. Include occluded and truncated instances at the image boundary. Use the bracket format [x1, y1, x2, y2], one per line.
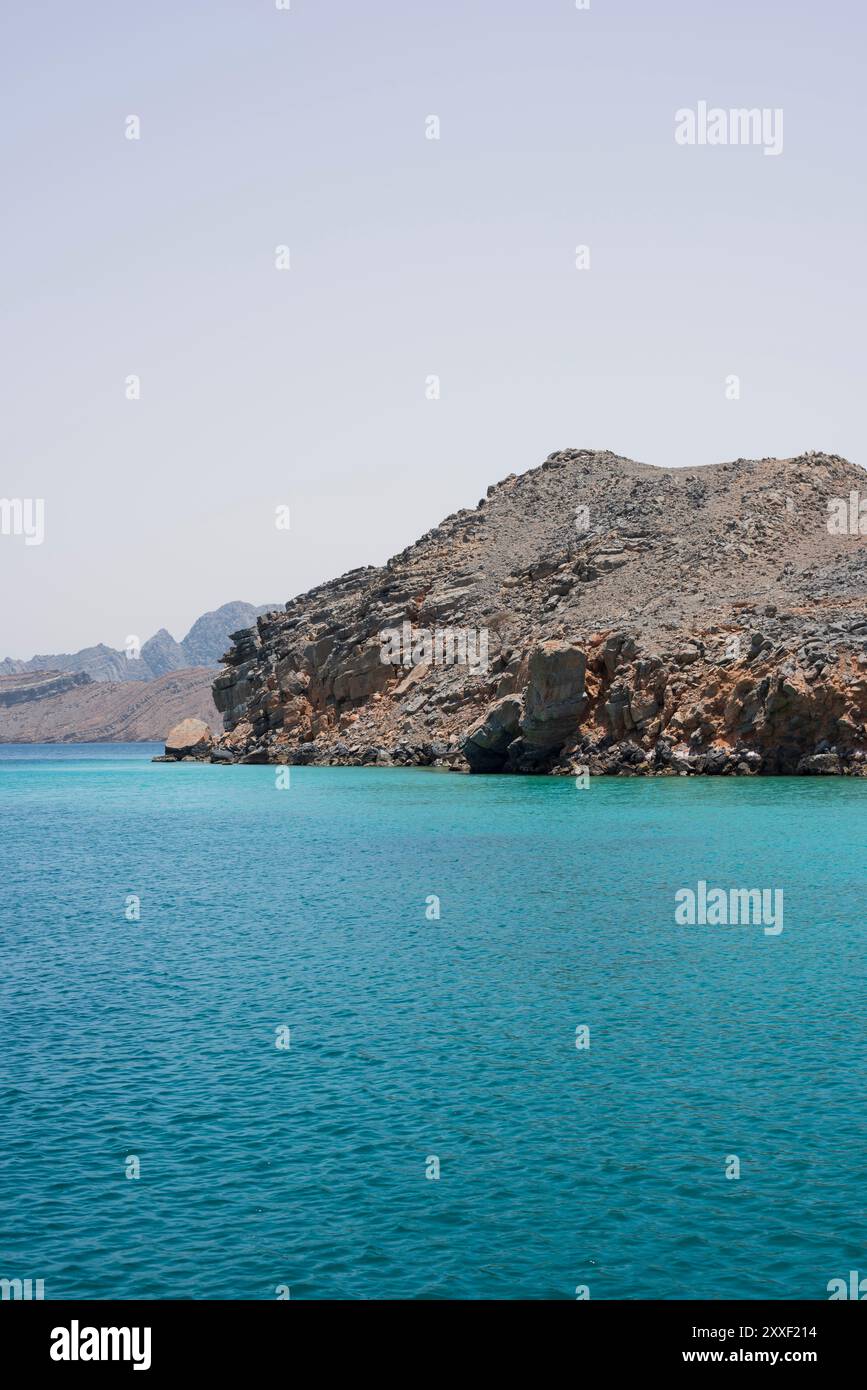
[1, 0, 865, 656]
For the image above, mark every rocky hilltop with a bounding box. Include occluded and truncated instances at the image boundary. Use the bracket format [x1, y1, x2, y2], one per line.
[210, 449, 867, 776]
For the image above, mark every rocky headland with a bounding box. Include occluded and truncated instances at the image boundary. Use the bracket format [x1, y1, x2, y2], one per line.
[202, 449, 867, 776]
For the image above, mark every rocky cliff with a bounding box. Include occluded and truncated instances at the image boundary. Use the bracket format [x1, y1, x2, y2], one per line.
[209, 449, 867, 776]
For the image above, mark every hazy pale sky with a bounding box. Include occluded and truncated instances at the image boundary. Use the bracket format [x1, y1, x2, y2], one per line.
[1, 0, 865, 656]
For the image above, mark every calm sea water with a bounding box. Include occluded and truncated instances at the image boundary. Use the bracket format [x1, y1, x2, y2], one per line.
[1, 744, 865, 1300]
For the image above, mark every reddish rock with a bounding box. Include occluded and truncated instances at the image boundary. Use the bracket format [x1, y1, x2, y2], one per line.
[164, 718, 213, 760]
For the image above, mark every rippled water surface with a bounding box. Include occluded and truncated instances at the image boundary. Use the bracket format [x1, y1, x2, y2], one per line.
[1, 744, 865, 1299]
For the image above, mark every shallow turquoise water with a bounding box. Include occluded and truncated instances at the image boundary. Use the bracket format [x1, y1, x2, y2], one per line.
[1, 744, 865, 1300]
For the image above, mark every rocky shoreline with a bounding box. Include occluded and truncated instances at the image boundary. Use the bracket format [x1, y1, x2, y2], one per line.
[159, 449, 867, 776]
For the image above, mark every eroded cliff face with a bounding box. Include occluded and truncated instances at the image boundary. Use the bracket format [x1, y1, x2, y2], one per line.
[210, 449, 867, 775]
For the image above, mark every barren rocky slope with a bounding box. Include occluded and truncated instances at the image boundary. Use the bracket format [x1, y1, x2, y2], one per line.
[0, 671, 92, 708]
[0, 669, 218, 743]
[210, 449, 867, 775]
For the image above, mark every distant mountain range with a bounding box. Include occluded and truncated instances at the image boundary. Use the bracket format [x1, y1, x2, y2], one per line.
[0, 602, 275, 683]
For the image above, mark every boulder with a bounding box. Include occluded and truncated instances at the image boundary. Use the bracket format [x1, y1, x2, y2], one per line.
[797, 752, 842, 775]
[164, 718, 213, 760]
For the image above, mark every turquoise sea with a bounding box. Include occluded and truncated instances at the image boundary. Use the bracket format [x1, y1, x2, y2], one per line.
[0, 744, 865, 1300]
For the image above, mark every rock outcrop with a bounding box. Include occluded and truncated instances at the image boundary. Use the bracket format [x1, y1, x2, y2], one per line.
[518, 641, 588, 764]
[463, 695, 522, 772]
[208, 449, 867, 775]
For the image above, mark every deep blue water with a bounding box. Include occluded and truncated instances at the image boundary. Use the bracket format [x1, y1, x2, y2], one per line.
[1, 744, 865, 1300]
